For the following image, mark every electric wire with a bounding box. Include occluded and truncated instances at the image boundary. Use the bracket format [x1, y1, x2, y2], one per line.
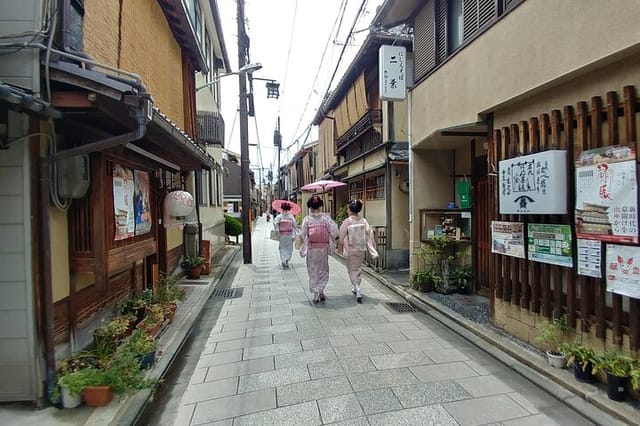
[278, 0, 299, 99]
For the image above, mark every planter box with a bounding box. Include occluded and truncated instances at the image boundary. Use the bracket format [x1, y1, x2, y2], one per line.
[83, 386, 112, 407]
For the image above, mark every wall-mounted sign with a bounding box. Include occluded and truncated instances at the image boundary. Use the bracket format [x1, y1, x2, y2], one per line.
[491, 221, 525, 258]
[379, 45, 406, 101]
[527, 223, 573, 267]
[575, 144, 637, 243]
[499, 150, 567, 214]
[134, 170, 152, 236]
[577, 239, 602, 278]
[605, 243, 640, 299]
[113, 164, 135, 241]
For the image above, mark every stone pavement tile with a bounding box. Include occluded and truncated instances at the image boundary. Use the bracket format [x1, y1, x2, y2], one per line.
[245, 322, 297, 337]
[273, 328, 325, 344]
[386, 338, 446, 353]
[456, 375, 514, 397]
[502, 413, 559, 425]
[334, 342, 393, 359]
[444, 394, 531, 425]
[248, 310, 293, 320]
[277, 376, 353, 406]
[507, 391, 540, 414]
[464, 359, 492, 375]
[233, 400, 321, 426]
[174, 403, 196, 425]
[339, 356, 376, 375]
[189, 388, 276, 424]
[410, 361, 478, 382]
[196, 349, 244, 368]
[214, 334, 273, 352]
[220, 306, 251, 317]
[392, 381, 471, 407]
[317, 393, 364, 424]
[205, 356, 274, 382]
[324, 324, 374, 336]
[243, 341, 301, 360]
[370, 322, 419, 333]
[424, 347, 470, 363]
[384, 314, 418, 323]
[324, 417, 369, 426]
[238, 365, 310, 393]
[207, 329, 246, 342]
[355, 388, 403, 415]
[270, 314, 316, 326]
[214, 314, 250, 325]
[354, 331, 408, 344]
[349, 368, 419, 392]
[308, 359, 344, 379]
[301, 337, 331, 351]
[219, 318, 272, 332]
[342, 315, 390, 326]
[296, 320, 324, 331]
[181, 376, 238, 404]
[275, 347, 336, 369]
[367, 404, 458, 426]
[250, 298, 291, 308]
[189, 366, 208, 385]
[292, 306, 317, 315]
[370, 351, 433, 370]
[400, 329, 438, 340]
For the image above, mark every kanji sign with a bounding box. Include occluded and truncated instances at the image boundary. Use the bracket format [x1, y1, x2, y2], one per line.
[379, 45, 406, 101]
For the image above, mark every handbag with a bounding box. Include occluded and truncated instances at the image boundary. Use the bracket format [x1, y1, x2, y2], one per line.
[294, 234, 303, 250]
[270, 229, 279, 241]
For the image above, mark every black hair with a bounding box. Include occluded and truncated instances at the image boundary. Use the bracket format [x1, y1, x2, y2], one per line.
[348, 199, 363, 214]
[307, 195, 324, 209]
[281, 202, 291, 211]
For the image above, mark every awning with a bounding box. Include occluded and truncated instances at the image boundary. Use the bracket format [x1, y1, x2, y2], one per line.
[415, 122, 488, 151]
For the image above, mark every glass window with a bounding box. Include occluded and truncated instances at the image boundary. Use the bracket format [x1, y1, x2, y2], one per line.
[448, 0, 464, 53]
[205, 31, 212, 82]
[365, 175, 385, 200]
[349, 180, 364, 201]
[199, 170, 210, 206]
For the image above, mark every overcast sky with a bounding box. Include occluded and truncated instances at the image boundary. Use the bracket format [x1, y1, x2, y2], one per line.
[217, 0, 385, 182]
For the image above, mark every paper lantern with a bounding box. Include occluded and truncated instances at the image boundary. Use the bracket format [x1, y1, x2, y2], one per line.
[164, 190, 194, 217]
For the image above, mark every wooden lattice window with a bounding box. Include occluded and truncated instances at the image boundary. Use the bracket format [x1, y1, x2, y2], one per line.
[349, 180, 364, 201]
[365, 175, 385, 200]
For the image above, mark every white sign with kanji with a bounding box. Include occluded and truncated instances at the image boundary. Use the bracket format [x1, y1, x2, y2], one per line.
[379, 45, 406, 101]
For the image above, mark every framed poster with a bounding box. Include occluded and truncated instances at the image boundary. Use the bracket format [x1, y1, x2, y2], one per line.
[575, 144, 638, 243]
[605, 244, 640, 299]
[577, 239, 602, 278]
[527, 223, 573, 267]
[491, 221, 525, 258]
[134, 170, 152, 236]
[113, 164, 135, 240]
[499, 150, 567, 214]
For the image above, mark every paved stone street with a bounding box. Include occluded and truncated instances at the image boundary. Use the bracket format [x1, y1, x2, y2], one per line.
[169, 217, 599, 426]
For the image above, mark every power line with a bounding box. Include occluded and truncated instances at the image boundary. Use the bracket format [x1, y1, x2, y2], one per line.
[279, 0, 299, 99]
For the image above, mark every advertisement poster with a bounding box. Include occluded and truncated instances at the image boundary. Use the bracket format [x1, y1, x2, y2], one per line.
[577, 239, 602, 278]
[113, 164, 135, 240]
[134, 170, 152, 236]
[605, 244, 640, 299]
[575, 144, 638, 243]
[491, 221, 525, 258]
[499, 150, 567, 214]
[527, 223, 573, 267]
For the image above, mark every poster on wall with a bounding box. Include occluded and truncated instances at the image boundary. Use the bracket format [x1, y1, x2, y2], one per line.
[577, 239, 602, 278]
[134, 170, 152, 236]
[113, 164, 135, 240]
[575, 144, 638, 243]
[499, 150, 567, 214]
[527, 223, 573, 267]
[605, 244, 640, 299]
[491, 221, 525, 258]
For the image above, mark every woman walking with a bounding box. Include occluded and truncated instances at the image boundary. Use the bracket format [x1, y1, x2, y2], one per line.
[299, 195, 339, 303]
[338, 199, 378, 303]
[273, 202, 297, 268]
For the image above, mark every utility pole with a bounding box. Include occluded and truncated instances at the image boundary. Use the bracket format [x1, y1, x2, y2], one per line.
[237, 0, 252, 264]
[274, 116, 282, 198]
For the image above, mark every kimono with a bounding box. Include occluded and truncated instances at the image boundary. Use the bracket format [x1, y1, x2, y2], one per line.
[338, 215, 378, 288]
[273, 212, 297, 266]
[300, 213, 339, 293]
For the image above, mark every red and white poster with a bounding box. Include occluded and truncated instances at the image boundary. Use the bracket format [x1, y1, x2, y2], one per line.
[605, 244, 640, 299]
[575, 145, 638, 243]
[113, 164, 135, 240]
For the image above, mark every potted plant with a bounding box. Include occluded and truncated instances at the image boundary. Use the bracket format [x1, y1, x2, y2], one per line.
[54, 351, 100, 408]
[102, 350, 156, 396]
[534, 316, 567, 368]
[410, 271, 432, 292]
[184, 255, 206, 279]
[416, 236, 456, 294]
[94, 315, 135, 362]
[448, 264, 473, 294]
[154, 272, 185, 323]
[124, 328, 157, 370]
[137, 303, 165, 337]
[559, 340, 597, 382]
[593, 351, 640, 401]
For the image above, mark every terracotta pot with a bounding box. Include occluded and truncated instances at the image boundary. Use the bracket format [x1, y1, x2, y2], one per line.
[188, 266, 202, 279]
[82, 386, 112, 407]
[165, 303, 177, 323]
[138, 320, 163, 337]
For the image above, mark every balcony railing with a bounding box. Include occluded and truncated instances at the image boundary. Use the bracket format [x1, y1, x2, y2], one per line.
[336, 108, 382, 151]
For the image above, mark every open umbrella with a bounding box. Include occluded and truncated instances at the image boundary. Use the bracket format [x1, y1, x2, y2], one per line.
[300, 179, 347, 192]
[271, 199, 302, 215]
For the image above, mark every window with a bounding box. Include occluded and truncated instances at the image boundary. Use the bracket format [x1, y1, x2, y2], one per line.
[365, 175, 385, 200]
[215, 171, 222, 206]
[205, 31, 212, 82]
[194, 0, 202, 44]
[199, 170, 210, 206]
[349, 180, 364, 201]
[447, 0, 463, 53]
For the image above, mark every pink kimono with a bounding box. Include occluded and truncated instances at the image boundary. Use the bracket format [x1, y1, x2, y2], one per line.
[300, 213, 339, 294]
[339, 215, 378, 289]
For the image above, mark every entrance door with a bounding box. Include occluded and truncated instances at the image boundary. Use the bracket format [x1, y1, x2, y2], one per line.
[474, 155, 491, 297]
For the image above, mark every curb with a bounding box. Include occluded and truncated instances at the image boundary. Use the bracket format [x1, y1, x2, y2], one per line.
[361, 266, 636, 426]
[107, 245, 240, 426]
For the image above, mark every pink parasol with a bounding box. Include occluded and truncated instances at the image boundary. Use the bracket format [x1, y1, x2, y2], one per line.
[271, 199, 301, 215]
[300, 179, 347, 192]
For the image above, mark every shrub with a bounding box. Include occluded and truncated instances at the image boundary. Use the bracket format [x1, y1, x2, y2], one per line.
[224, 214, 242, 236]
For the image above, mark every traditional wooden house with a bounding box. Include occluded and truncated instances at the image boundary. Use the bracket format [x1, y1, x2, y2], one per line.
[0, 0, 229, 403]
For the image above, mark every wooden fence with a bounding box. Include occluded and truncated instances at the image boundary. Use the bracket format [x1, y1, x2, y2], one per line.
[488, 85, 640, 351]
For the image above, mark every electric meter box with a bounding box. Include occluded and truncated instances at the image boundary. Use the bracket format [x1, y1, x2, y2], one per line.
[57, 155, 90, 198]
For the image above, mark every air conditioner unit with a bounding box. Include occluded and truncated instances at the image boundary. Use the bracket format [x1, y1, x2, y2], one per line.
[399, 180, 409, 193]
[57, 155, 90, 198]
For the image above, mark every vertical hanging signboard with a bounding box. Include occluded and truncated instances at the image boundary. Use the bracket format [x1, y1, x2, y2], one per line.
[575, 144, 638, 243]
[113, 164, 135, 240]
[134, 170, 152, 236]
[605, 244, 640, 299]
[379, 45, 406, 101]
[527, 223, 573, 267]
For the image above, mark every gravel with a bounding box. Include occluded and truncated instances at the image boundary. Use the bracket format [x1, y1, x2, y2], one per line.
[425, 292, 491, 325]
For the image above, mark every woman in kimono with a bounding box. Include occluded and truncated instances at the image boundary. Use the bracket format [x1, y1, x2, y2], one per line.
[273, 202, 297, 268]
[299, 195, 339, 303]
[338, 199, 378, 303]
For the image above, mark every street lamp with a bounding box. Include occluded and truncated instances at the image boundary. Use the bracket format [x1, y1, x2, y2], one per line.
[195, 62, 263, 92]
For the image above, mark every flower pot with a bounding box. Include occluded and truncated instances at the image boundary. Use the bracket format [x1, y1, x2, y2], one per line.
[61, 385, 82, 409]
[573, 361, 593, 382]
[136, 349, 157, 370]
[137, 320, 163, 337]
[546, 351, 566, 369]
[164, 302, 177, 323]
[606, 372, 628, 401]
[82, 385, 112, 407]
[188, 266, 202, 279]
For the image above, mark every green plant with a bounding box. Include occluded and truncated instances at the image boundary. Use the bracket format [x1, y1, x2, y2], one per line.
[141, 303, 165, 325]
[415, 236, 455, 291]
[184, 255, 206, 268]
[410, 270, 442, 292]
[224, 214, 242, 236]
[101, 350, 156, 395]
[154, 272, 185, 303]
[535, 316, 567, 354]
[335, 205, 348, 228]
[593, 351, 640, 388]
[123, 329, 156, 355]
[559, 340, 597, 370]
[56, 368, 98, 398]
[448, 265, 473, 293]
[95, 315, 134, 339]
